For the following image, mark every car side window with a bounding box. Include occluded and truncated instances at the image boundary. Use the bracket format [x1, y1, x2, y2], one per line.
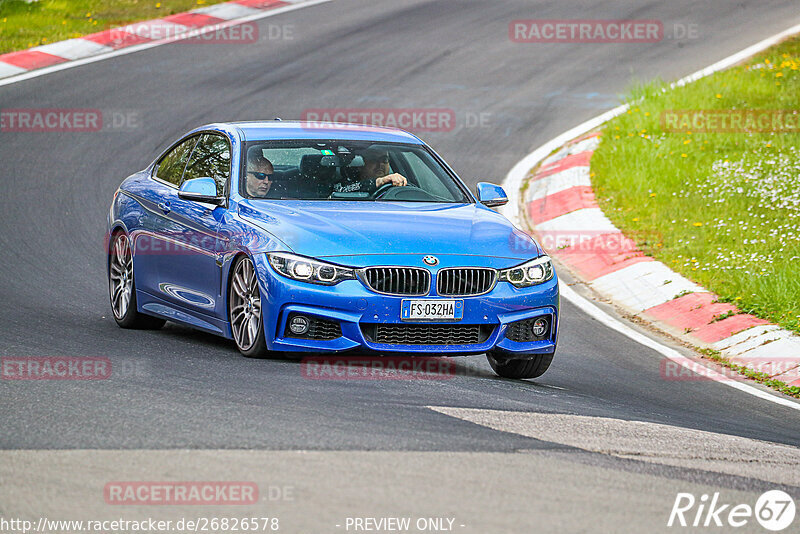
[155, 136, 198, 187]
[402, 151, 450, 198]
[182, 133, 231, 196]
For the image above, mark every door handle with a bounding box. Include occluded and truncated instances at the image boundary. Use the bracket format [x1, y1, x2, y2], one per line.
[158, 201, 171, 214]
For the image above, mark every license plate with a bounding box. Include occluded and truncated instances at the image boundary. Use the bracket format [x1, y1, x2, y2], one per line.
[401, 299, 463, 321]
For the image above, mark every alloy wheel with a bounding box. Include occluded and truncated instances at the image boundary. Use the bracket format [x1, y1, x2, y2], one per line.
[230, 257, 262, 351]
[109, 234, 134, 320]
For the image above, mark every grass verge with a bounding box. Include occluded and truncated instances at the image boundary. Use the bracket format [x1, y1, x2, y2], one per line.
[699, 349, 800, 399]
[0, 0, 231, 55]
[591, 35, 800, 334]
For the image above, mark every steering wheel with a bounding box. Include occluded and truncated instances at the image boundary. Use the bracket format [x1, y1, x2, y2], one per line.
[371, 182, 395, 199]
[374, 184, 441, 202]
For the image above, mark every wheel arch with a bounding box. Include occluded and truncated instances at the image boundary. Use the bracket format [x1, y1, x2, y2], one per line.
[223, 251, 251, 337]
[106, 223, 130, 277]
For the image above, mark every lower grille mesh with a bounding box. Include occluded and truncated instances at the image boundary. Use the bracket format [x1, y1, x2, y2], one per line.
[362, 324, 492, 345]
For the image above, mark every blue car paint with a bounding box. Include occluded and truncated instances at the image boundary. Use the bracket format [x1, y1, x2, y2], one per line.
[236, 200, 543, 260]
[108, 121, 559, 356]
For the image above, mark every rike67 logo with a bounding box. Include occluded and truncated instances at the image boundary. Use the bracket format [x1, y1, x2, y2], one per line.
[668, 490, 796, 531]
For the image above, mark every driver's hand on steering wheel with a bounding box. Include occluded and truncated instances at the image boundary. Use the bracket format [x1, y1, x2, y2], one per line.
[375, 173, 407, 188]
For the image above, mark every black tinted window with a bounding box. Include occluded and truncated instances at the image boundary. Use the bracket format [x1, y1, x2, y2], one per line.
[183, 133, 231, 196]
[240, 140, 470, 203]
[156, 136, 197, 187]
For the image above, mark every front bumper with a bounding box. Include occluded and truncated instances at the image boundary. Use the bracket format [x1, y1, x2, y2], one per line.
[253, 254, 559, 357]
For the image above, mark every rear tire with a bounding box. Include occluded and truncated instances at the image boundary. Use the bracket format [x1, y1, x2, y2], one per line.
[229, 255, 268, 358]
[487, 351, 554, 379]
[108, 232, 165, 330]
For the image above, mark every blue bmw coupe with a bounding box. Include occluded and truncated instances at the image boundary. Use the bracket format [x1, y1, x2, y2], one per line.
[107, 121, 559, 378]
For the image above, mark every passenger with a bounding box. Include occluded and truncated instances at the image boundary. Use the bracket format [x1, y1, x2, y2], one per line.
[245, 150, 275, 198]
[333, 147, 407, 194]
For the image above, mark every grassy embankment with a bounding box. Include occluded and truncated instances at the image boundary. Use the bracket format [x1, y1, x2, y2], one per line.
[591, 35, 800, 335]
[0, 0, 231, 55]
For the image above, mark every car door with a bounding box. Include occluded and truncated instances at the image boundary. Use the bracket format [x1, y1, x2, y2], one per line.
[155, 133, 231, 317]
[132, 134, 199, 300]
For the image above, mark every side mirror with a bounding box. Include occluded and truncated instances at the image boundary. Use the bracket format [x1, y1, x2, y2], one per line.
[476, 182, 508, 207]
[178, 177, 226, 206]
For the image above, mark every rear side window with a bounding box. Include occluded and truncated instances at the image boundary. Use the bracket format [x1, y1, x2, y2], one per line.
[182, 133, 231, 196]
[155, 136, 198, 187]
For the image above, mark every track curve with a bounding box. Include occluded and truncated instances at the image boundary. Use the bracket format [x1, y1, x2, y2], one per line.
[1, 0, 799, 459]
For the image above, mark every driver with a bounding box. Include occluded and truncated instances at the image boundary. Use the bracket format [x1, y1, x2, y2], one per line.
[333, 147, 407, 194]
[245, 149, 275, 198]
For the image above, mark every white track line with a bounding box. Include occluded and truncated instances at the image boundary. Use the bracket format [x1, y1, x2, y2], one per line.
[0, 0, 332, 88]
[501, 23, 800, 411]
[561, 284, 800, 411]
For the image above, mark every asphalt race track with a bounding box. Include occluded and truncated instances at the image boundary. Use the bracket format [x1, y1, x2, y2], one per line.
[2, 1, 800, 531]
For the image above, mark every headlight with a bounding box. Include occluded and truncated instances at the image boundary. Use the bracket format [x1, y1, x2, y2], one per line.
[267, 253, 356, 286]
[498, 256, 554, 288]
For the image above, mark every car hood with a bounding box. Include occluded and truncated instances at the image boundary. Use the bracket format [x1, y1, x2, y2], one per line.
[237, 200, 541, 261]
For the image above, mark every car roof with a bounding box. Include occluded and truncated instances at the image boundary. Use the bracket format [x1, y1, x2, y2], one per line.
[226, 120, 425, 144]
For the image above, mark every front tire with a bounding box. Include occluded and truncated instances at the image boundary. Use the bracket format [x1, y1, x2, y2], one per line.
[487, 351, 554, 379]
[108, 232, 165, 330]
[229, 255, 268, 358]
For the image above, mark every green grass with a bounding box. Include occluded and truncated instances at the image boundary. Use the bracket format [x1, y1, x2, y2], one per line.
[591, 35, 800, 334]
[0, 0, 231, 55]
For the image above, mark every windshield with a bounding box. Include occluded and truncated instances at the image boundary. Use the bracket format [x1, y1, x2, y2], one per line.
[240, 140, 472, 203]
